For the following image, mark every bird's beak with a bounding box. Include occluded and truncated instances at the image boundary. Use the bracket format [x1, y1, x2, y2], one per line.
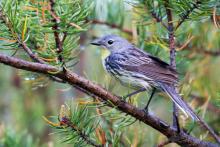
[91, 39, 102, 46]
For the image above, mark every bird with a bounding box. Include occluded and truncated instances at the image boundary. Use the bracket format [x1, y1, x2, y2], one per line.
[91, 34, 199, 121]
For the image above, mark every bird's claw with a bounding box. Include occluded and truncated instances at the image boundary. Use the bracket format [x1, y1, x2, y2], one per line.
[143, 108, 149, 114]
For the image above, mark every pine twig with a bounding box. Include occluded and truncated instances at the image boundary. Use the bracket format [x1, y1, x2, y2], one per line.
[175, 1, 202, 30]
[150, 11, 168, 29]
[20, 39, 65, 83]
[49, 0, 83, 66]
[19, 39, 45, 63]
[163, 0, 180, 132]
[142, 1, 168, 29]
[49, 0, 63, 63]
[60, 117, 102, 147]
[0, 9, 43, 63]
[19, 39, 65, 83]
[0, 8, 65, 83]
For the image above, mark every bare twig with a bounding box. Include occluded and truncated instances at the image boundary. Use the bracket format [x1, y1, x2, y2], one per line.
[189, 48, 220, 56]
[0, 53, 219, 147]
[86, 17, 165, 36]
[86, 19, 133, 35]
[177, 40, 220, 57]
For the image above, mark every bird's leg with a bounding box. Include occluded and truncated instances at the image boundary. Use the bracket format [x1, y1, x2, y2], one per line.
[173, 103, 180, 132]
[144, 87, 156, 112]
[122, 87, 146, 100]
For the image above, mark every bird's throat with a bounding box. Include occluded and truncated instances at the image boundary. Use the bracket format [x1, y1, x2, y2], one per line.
[101, 49, 111, 61]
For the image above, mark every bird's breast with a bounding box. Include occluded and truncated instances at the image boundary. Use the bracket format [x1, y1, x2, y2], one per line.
[104, 57, 152, 90]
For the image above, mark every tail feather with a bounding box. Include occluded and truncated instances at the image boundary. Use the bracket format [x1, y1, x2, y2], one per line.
[158, 83, 199, 121]
[159, 83, 220, 143]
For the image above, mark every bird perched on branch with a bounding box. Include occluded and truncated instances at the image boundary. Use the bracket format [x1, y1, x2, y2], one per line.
[91, 34, 199, 121]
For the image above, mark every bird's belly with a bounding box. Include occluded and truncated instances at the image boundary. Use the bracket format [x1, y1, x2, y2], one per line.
[114, 72, 152, 90]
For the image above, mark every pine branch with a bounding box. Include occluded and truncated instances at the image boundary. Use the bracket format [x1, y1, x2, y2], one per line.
[19, 38, 66, 83]
[19, 40, 45, 63]
[150, 11, 168, 29]
[0, 8, 65, 83]
[175, 1, 202, 30]
[60, 117, 102, 147]
[0, 9, 45, 63]
[142, 1, 168, 29]
[0, 53, 219, 147]
[163, 0, 180, 133]
[164, 1, 220, 144]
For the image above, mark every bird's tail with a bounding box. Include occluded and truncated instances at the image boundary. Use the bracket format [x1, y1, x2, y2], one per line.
[158, 83, 199, 121]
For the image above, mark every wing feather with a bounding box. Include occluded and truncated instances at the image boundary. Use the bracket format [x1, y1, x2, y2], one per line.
[107, 47, 178, 86]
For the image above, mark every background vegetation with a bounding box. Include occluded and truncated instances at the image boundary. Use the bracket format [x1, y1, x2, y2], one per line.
[0, 0, 220, 146]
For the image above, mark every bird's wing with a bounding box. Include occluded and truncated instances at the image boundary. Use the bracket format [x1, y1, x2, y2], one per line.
[110, 48, 178, 86]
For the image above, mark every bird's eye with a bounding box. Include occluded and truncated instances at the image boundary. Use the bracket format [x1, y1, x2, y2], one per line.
[107, 40, 114, 45]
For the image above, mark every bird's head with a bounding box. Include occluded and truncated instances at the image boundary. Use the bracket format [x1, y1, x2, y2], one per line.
[91, 35, 132, 52]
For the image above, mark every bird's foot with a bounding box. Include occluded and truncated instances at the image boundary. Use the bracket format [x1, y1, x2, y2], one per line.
[143, 107, 149, 114]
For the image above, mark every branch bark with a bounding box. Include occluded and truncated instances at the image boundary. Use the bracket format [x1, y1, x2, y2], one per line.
[49, 0, 63, 63]
[0, 53, 218, 147]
